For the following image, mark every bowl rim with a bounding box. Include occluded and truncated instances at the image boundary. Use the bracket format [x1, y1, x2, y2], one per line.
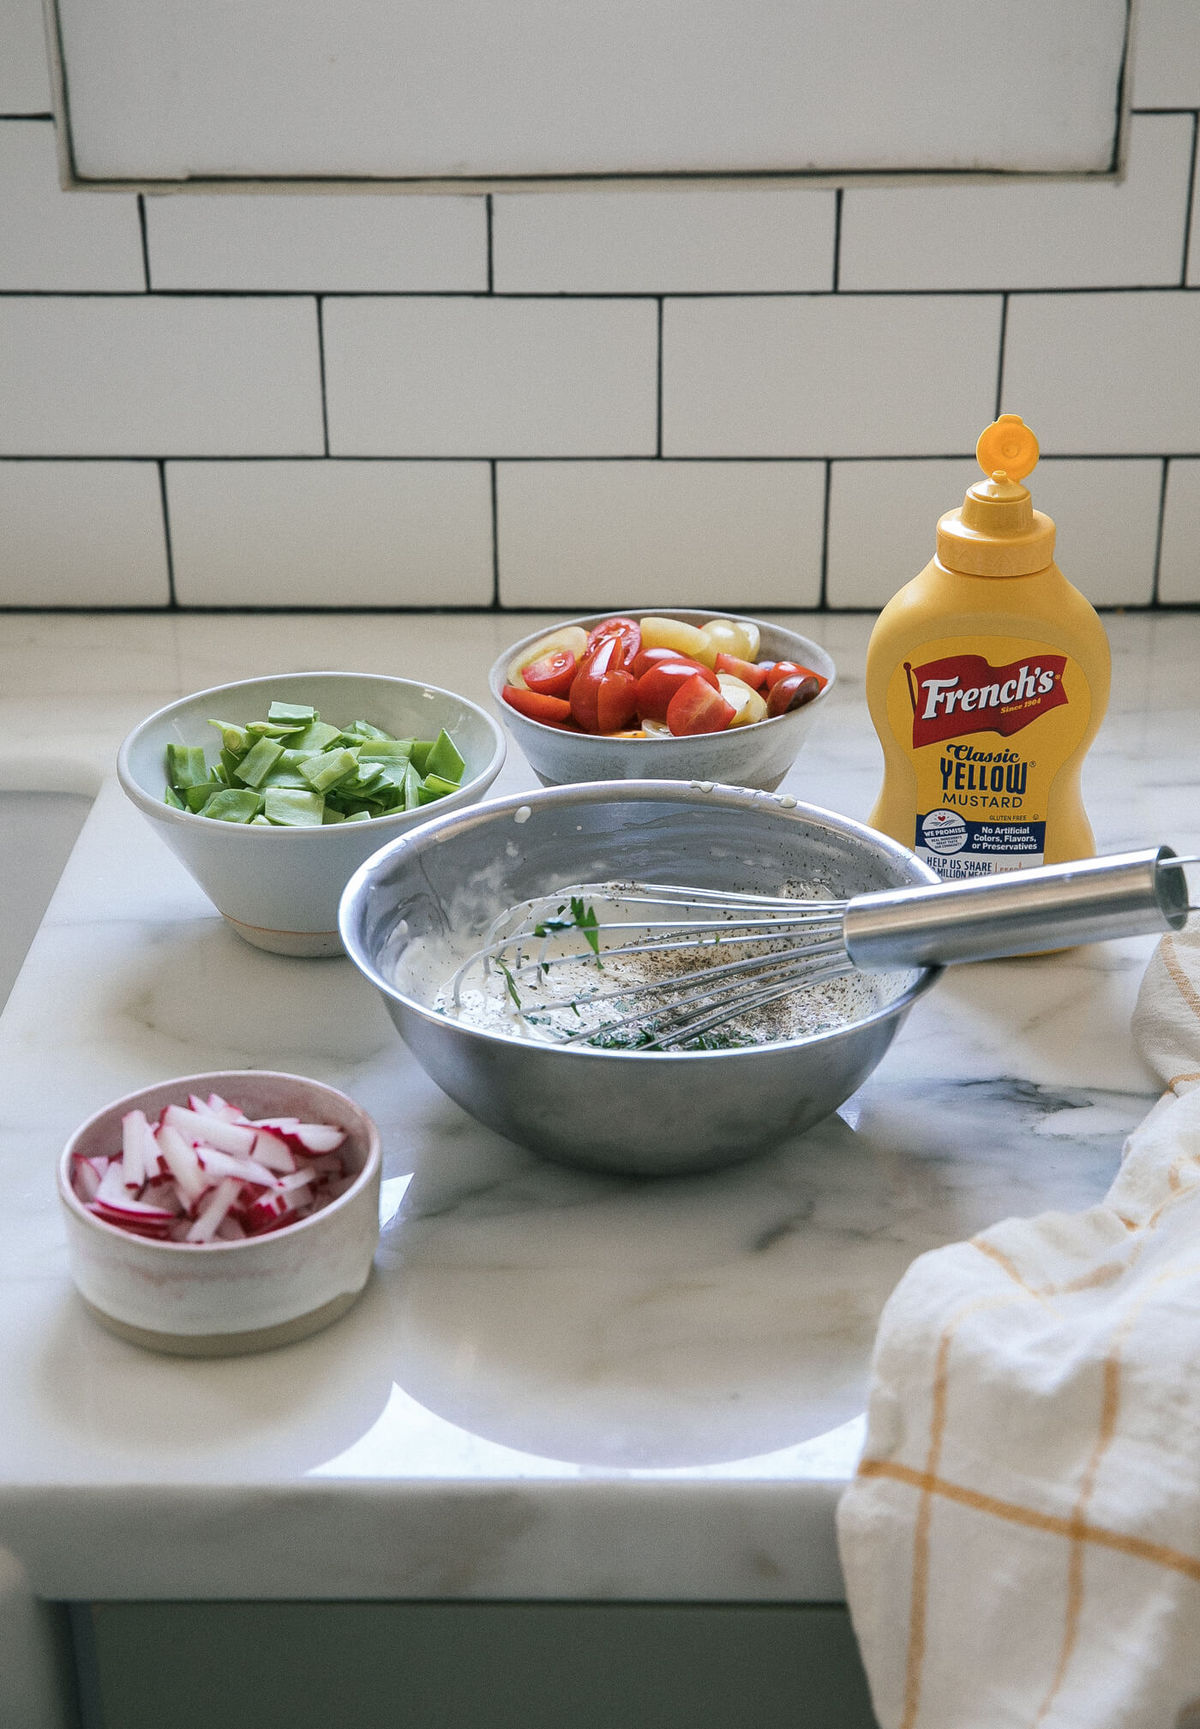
[339, 778, 942, 1063]
[116, 669, 507, 838]
[58, 1068, 382, 1253]
[487, 609, 836, 741]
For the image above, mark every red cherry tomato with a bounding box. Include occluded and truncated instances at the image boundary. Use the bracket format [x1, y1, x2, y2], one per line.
[766, 673, 822, 718]
[630, 645, 690, 679]
[502, 684, 575, 725]
[584, 616, 641, 665]
[635, 658, 720, 723]
[521, 647, 580, 698]
[713, 652, 768, 690]
[764, 660, 826, 691]
[570, 636, 640, 734]
[666, 673, 736, 737]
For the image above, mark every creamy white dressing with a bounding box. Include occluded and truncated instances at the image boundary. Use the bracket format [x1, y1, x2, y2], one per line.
[394, 880, 898, 1052]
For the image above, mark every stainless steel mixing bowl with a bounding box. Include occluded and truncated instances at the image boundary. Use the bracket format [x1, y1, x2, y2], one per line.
[338, 782, 942, 1176]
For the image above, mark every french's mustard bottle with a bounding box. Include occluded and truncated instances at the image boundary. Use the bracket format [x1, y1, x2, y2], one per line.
[865, 415, 1110, 879]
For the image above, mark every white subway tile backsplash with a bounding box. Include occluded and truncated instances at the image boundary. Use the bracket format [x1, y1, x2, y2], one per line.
[1002, 292, 1200, 454]
[839, 114, 1193, 291]
[166, 460, 493, 606]
[145, 194, 488, 292]
[0, 120, 144, 290]
[0, 296, 324, 456]
[826, 459, 977, 607]
[663, 295, 1001, 457]
[829, 457, 1162, 609]
[0, 461, 169, 604]
[323, 297, 658, 456]
[0, 0, 52, 111]
[1025, 460, 1162, 606]
[828, 456, 1162, 608]
[1130, 0, 1200, 108]
[491, 189, 836, 293]
[1159, 460, 1200, 602]
[1189, 164, 1200, 288]
[495, 460, 823, 609]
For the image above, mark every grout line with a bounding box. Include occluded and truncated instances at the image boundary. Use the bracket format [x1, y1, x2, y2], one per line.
[485, 195, 494, 292]
[136, 196, 151, 291]
[315, 297, 330, 456]
[994, 293, 1009, 417]
[3, 285, 1199, 301]
[818, 459, 832, 608]
[156, 461, 177, 607]
[1110, 0, 1133, 176]
[1181, 114, 1198, 287]
[656, 298, 664, 458]
[1151, 457, 1170, 605]
[489, 460, 500, 606]
[4, 452, 1195, 464]
[831, 189, 843, 292]
[0, 601, 1191, 617]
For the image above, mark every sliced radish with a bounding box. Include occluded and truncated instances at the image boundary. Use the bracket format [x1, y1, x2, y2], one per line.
[193, 1147, 279, 1188]
[70, 1092, 356, 1245]
[239, 1191, 298, 1235]
[155, 1123, 209, 1208]
[249, 1129, 296, 1173]
[120, 1110, 156, 1188]
[252, 1117, 345, 1154]
[162, 1103, 257, 1159]
[72, 1155, 109, 1202]
[185, 1177, 243, 1244]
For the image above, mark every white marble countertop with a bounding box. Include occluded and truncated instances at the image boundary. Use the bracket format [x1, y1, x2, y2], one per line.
[1, 610, 1197, 1637]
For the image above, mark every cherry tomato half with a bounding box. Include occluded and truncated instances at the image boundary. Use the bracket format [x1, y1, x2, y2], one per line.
[502, 685, 574, 726]
[630, 645, 691, 680]
[713, 652, 768, 690]
[766, 673, 822, 718]
[764, 660, 826, 691]
[635, 658, 720, 723]
[521, 647, 579, 699]
[666, 673, 736, 737]
[584, 616, 641, 665]
[570, 636, 640, 734]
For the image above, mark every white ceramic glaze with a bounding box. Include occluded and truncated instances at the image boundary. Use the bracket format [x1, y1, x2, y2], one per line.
[117, 671, 506, 955]
[488, 610, 835, 790]
[58, 1070, 382, 1354]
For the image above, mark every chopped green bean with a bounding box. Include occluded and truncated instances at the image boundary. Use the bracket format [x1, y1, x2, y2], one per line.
[234, 736, 285, 787]
[163, 702, 468, 823]
[263, 788, 325, 827]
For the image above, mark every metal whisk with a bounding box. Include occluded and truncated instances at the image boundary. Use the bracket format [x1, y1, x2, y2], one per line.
[445, 847, 1197, 1052]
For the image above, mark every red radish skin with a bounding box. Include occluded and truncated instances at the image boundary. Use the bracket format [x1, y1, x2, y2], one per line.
[71, 1093, 350, 1245]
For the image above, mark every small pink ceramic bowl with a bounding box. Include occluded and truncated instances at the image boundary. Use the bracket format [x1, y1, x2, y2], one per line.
[58, 1070, 382, 1356]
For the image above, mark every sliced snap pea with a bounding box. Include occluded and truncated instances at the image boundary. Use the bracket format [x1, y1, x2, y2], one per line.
[164, 704, 467, 822]
[263, 788, 325, 827]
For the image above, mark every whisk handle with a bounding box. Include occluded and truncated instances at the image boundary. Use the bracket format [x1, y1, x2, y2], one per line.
[842, 846, 1190, 972]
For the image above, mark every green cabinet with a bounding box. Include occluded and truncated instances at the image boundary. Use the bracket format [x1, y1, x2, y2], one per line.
[77, 1600, 879, 1729]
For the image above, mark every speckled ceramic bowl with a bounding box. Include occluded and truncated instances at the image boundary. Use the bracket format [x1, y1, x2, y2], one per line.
[488, 610, 835, 792]
[118, 671, 505, 957]
[58, 1070, 382, 1355]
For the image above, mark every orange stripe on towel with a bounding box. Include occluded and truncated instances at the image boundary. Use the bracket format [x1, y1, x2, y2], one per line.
[857, 1458, 1200, 1585]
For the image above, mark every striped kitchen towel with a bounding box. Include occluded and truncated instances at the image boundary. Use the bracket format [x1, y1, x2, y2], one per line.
[836, 926, 1200, 1729]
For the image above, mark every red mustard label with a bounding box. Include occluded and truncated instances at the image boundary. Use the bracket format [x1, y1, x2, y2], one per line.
[906, 652, 1068, 748]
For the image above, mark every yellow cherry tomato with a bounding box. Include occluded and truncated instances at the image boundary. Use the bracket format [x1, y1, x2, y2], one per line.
[716, 673, 768, 727]
[701, 618, 760, 662]
[638, 616, 716, 667]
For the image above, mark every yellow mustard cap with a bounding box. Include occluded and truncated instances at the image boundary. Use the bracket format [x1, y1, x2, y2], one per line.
[936, 413, 1056, 577]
